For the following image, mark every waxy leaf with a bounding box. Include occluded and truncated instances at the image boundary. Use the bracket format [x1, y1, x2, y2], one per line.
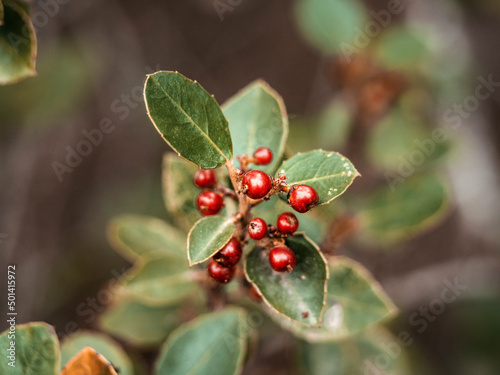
[61, 347, 118, 375]
[187, 216, 235, 266]
[277, 150, 360, 206]
[155, 309, 248, 375]
[61, 332, 133, 375]
[300, 326, 411, 375]
[144, 71, 232, 169]
[120, 253, 199, 306]
[294, 0, 367, 55]
[0, 0, 37, 85]
[359, 173, 450, 244]
[245, 234, 328, 326]
[108, 215, 186, 261]
[99, 297, 185, 348]
[223, 80, 288, 174]
[267, 257, 397, 342]
[0, 322, 60, 375]
[162, 153, 201, 231]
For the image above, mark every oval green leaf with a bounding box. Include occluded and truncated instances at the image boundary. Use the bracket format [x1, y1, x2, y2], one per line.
[294, 0, 367, 55]
[277, 150, 360, 206]
[0, 0, 37, 85]
[358, 173, 450, 244]
[187, 216, 235, 266]
[144, 71, 232, 169]
[245, 234, 328, 326]
[108, 215, 186, 262]
[300, 326, 411, 375]
[120, 253, 199, 306]
[0, 322, 60, 375]
[223, 80, 288, 174]
[61, 331, 133, 375]
[154, 309, 248, 375]
[267, 256, 397, 342]
[99, 297, 185, 348]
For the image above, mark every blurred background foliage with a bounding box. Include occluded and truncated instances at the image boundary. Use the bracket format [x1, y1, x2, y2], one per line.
[1, 0, 500, 374]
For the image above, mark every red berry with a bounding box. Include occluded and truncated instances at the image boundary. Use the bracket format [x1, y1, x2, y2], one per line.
[207, 259, 234, 283]
[277, 212, 299, 234]
[248, 218, 267, 240]
[253, 147, 273, 165]
[241, 170, 272, 199]
[213, 238, 242, 267]
[193, 169, 217, 188]
[288, 185, 319, 213]
[196, 191, 223, 216]
[269, 245, 297, 273]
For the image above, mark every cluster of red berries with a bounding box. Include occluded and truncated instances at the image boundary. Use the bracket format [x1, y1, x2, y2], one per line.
[192, 146, 319, 283]
[249, 212, 298, 273]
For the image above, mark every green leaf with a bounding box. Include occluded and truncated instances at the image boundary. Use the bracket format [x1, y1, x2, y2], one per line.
[245, 234, 328, 326]
[155, 309, 248, 375]
[374, 27, 429, 72]
[99, 297, 185, 348]
[119, 253, 199, 305]
[277, 150, 360, 206]
[187, 216, 235, 266]
[0, 322, 60, 375]
[162, 153, 201, 231]
[300, 326, 412, 375]
[267, 256, 397, 342]
[223, 80, 288, 174]
[294, 0, 367, 55]
[61, 331, 133, 375]
[0, 0, 36, 85]
[108, 215, 186, 262]
[144, 71, 232, 169]
[367, 107, 451, 173]
[358, 173, 450, 244]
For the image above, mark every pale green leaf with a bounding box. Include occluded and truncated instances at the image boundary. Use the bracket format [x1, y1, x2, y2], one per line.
[0, 322, 60, 375]
[144, 71, 232, 169]
[155, 309, 248, 375]
[223, 79, 288, 174]
[187, 216, 235, 266]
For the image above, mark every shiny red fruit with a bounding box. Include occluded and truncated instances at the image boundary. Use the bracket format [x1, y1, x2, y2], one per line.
[253, 147, 273, 165]
[207, 259, 234, 283]
[213, 238, 242, 267]
[241, 170, 272, 199]
[248, 218, 267, 240]
[269, 245, 297, 273]
[288, 185, 319, 213]
[193, 169, 217, 188]
[277, 212, 299, 235]
[196, 191, 223, 216]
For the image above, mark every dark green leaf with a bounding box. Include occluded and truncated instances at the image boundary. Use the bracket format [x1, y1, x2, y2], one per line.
[144, 71, 232, 169]
[277, 150, 360, 206]
[359, 173, 450, 244]
[61, 332, 133, 375]
[187, 216, 235, 266]
[300, 326, 412, 375]
[245, 234, 328, 326]
[267, 256, 397, 341]
[0, 0, 36, 85]
[0, 322, 60, 375]
[119, 253, 199, 305]
[294, 0, 367, 55]
[155, 309, 248, 375]
[108, 215, 186, 262]
[99, 297, 185, 348]
[223, 80, 288, 174]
